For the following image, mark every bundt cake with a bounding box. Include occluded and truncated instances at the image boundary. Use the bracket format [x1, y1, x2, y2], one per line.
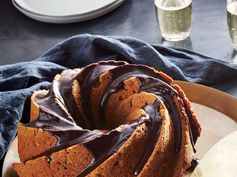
[13, 60, 201, 177]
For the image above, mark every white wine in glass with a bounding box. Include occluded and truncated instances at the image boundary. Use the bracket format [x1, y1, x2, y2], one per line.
[155, 0, 192, 41]
[227, 0, 237, 49]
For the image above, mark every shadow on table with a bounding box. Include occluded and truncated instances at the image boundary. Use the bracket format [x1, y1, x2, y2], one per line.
[160, 37, 193, 51]
[229, 49, 237, 64]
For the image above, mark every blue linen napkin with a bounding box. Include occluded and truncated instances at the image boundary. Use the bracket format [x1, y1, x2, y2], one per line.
[1, 34, 237, 161]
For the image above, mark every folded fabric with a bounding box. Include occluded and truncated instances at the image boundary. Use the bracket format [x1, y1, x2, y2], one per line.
[1, 34, 237, 162]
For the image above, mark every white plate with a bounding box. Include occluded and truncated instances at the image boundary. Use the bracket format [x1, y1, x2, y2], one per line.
[191, 131, 237, 177]
[12, 0, 126, 23]
[3, 102, 237, 177]
[2, 138, 19, 177]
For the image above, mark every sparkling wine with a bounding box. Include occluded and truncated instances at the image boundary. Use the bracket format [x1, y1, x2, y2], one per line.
[155, 0, 192, 41]
[227, 1, 237, 48]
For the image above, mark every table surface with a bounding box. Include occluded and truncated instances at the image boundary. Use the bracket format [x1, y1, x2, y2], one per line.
[1, 0, 237, 96]
[1, 0, 237, 65]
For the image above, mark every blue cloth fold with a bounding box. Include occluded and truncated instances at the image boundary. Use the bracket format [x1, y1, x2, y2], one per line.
[1, 34, 237, 161]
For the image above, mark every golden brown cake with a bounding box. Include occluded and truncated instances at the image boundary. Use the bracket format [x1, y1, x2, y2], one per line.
[13, 60, 201, 177]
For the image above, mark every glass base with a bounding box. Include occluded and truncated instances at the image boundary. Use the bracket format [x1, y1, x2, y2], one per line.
[161, 31, 190, 42]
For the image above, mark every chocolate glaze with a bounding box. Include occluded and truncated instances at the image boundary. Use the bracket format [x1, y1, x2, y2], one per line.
[75, 61, 127, 129]
[26, 61, 200, 176]
[99, 65, 196, 152]
[187, 158, 199, 172]
[134, 100, 162, 175]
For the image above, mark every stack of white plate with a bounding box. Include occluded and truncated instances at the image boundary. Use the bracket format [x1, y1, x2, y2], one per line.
[12, 0, 126, 23]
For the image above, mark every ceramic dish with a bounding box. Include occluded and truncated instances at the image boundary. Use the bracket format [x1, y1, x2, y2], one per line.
[12, 0, 126, 23]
